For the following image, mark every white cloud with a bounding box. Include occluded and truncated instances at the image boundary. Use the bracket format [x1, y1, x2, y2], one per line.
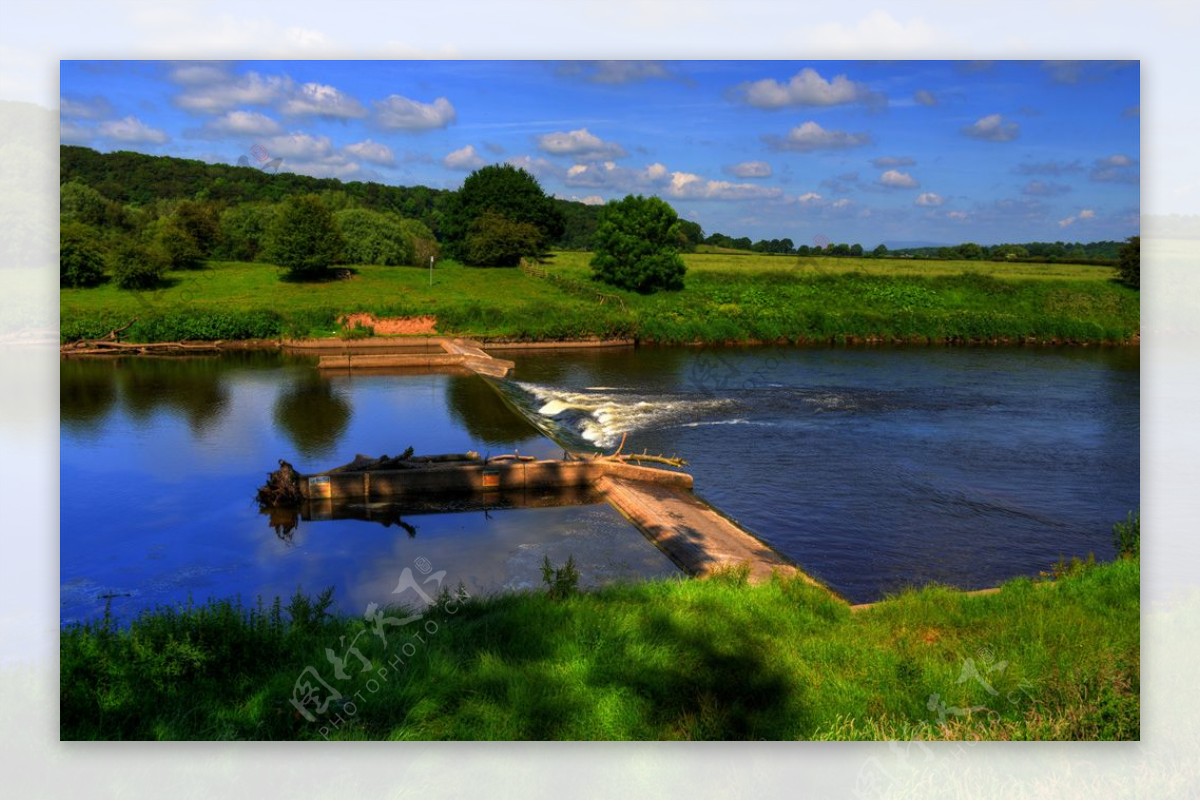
[962, 113, 1020, 142]
[344, 139, 395, 166]
[261, 132, 334, 161]
[167, 62, 231, 86]
[947, 210, 969, 220]
[765, 121, 872, 152]
[97, 115, 169, 144]
[443, 144, 485, 171]
[536, 128, 626, 160]
[734, 67, 882, 109]
[558, 194, 606, 206]
[797, 192, 823, 204]
[725, 161, 772, 178]
[644, 163, 668, 180]
[1090, 154, 1140, 184]
[913, 89, 938, 106]
[872, 156, 915, 168]
[1059, 209, 1097, 227]
[915, 192, 944, 207]
[175, 71, 290, 113]
[200, 110, 282, 137]
[504, 155, 558, 179]
[374, 95, 456, 131]
[281, 82, 366, 119]
[879, 169, 918, 188]
[664, 172, 784, 201]
[831, 198, 853, 209]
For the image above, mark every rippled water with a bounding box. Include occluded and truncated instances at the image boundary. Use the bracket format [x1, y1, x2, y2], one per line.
[496, 344, 1140, 602]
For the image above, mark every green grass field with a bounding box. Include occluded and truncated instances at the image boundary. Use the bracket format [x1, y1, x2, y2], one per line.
[59, 252, 1139, 344]
[60, 556, 1139, 741]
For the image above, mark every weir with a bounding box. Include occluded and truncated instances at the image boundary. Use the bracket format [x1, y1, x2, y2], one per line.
[265, 339, 832, 592]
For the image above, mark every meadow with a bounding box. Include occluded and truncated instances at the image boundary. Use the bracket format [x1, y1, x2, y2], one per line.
[60, 555, 1139, 741]
[59, 252, 1139, 345]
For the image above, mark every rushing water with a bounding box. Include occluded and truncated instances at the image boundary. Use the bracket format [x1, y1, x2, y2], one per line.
[60, 344, 1138, 619]
[496, 344, 1139, 603]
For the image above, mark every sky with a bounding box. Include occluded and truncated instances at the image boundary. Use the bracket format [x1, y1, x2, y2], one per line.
[60, 59, 1139, 248]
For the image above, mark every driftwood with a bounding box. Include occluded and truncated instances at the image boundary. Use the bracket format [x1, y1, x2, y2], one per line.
[326, 449, 483, 473]
[256, 460, 303, 507]
[61, 317, 227, 355]
[584, 433, 688, 468]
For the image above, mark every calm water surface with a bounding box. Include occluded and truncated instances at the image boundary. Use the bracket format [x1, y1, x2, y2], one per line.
[60, 344, 1138, 618]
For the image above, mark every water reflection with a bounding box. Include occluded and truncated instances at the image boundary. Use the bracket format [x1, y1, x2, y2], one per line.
[444, 373, 542, 446]
[60, 359, 118, 434]
[273, 374, 353, 458]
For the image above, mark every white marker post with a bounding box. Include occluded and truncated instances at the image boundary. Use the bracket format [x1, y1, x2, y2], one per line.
[429, 255, 434, 287]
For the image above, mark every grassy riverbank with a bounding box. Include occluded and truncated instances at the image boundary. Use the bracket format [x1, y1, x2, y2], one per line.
[61, 556, 1138, 741]
[59, 252, 1139, 345]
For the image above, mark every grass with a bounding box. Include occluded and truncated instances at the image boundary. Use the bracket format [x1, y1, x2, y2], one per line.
[58, 252, 1139, 345]
[60, 556, 1139, 741]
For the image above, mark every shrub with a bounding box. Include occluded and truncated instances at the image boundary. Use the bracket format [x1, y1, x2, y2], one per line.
[540, 554, 580, 600]
[333, 208, 414, 266]
[1117, 236, 1139, 289]
[60, 222, 108, 288]
[1113, 511, 1139, 559]
[110, 241, 170, 290]
[464, 210, 543, 267]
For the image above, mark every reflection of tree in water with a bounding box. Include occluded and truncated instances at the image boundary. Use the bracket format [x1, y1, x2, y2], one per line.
[445, 373, 540, 447]
[267, 507, 299, 543]
[60, 359, 119, 434]
[273, 373, 353, 459]
[117, 357, 231, 434]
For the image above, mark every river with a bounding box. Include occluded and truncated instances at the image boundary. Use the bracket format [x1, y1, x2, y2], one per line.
[60, 344, 1138, 619]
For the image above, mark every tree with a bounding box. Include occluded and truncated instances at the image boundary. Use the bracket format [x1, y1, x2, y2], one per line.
[60, 222, 108, 287]
[216, 202, 278, 261]
[464, 210, 543, 267]
[334, 208, 414, 266]
[872, 243, 889, 258]
[1118, 235, 1139, 288]
[849, 243, 864, 257]
[110, 240, 169, 290]
[443, 165, 564, 263]
[265, 194, 344, 279]
[590, 195, 686, 294]
[676, 219, 705, 252]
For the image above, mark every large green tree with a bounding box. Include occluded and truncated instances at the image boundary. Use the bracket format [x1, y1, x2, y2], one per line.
[265, 194, 345, 279]
[333, 208, 414, 266]
[590, 195, 686, 294]
[443, 165, 564, 264]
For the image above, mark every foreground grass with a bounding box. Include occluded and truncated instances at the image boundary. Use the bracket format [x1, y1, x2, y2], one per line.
[59, 252, 1139, 345]
[61, 557, 1139, 740]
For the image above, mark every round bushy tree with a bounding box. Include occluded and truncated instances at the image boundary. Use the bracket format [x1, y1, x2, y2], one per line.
[590, 195, 686, 293]
[443, 164, 564, 264]
[110, 240, 170, 290]
[266, 194, 345, 279]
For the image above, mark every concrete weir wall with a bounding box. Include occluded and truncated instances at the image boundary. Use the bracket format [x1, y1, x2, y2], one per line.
[298, 458, 692, 501]
[305, 337, 516, 378]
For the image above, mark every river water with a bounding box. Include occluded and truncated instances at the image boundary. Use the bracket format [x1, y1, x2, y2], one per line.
[60, 344, 1138, 619]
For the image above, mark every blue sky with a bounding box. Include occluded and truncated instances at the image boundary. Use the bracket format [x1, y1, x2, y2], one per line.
[60, 59, 1139, 247]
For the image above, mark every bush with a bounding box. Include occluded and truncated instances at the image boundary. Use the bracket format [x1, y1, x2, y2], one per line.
[110, 241, 169, 290]
[333, 208, 414, 266]
[464, 210, 543, 267]
[60, 222, 108, 288]
[1113, 511, 1139, 559]
[216, 203, 279, 261]
[591, 195, 686, 293]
